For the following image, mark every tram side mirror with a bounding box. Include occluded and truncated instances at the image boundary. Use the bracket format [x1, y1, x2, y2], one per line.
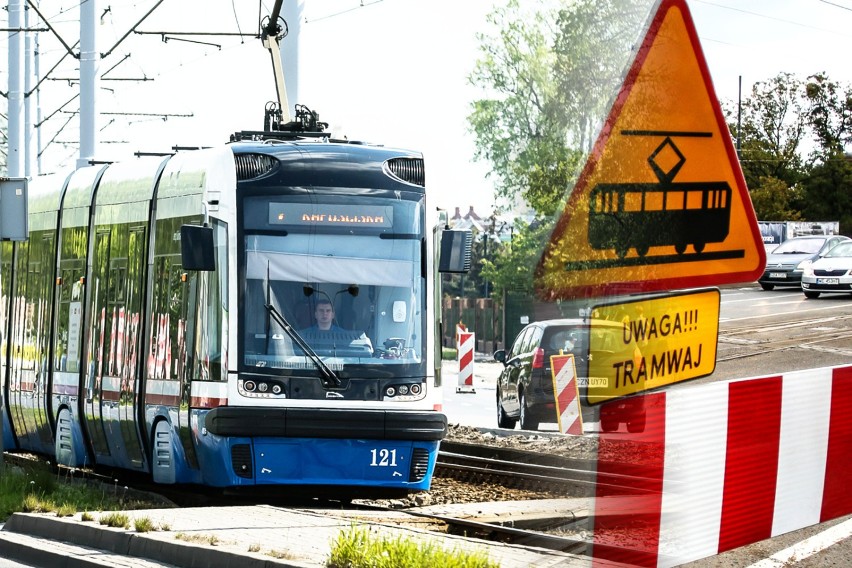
[180, 224, 215, 271]
[438, 230, 472, 273]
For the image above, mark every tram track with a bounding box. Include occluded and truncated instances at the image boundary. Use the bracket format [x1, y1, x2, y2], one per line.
[436, 441, 658, 497]
[717, 314, 852, 362]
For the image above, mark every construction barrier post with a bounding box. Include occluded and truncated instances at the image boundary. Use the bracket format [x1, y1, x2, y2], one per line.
[550, 354, 583, 435]
[456, 331, 475, 393]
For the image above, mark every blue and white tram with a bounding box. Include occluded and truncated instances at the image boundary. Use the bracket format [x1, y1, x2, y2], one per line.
[0, 140, 469, 495]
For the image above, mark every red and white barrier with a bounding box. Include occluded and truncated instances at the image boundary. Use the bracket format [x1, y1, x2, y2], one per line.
[593, 365, 852, 567]
[456, 331, 475, 393]
[550, 354, 583, 435]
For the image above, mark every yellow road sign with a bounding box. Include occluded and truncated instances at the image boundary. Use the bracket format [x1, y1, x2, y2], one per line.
[586, 288, 720, 404]
[537, 0, 765, 300]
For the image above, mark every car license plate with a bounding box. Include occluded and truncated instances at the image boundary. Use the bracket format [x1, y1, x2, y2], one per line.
[817, 278, 840, 285]
[769, 272, 786, 278]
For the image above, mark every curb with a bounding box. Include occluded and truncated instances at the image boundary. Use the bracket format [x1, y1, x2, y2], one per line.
[2, 513, 312, 568]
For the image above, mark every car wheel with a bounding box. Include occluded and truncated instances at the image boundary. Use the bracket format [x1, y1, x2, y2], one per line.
[519, 390, 539, 431]
[496, 389, 517, 429]
[627, 410, 646, 433]
[804, 290, 820, 299]
[601, 412, 619, 433]
[759, 282, 775, 291]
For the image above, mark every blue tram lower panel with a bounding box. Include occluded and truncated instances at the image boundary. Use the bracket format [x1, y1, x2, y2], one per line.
[192, 407, 446, 489]
[193, 436, 439, 489]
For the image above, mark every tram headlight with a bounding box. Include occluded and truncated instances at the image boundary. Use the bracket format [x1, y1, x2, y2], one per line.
[243, 380, 256, 392]
[258, 382, 269, 393]
[398, 385, 409, 395]
[385, 386, 396, 397]
[272, 384, 282, 395]
[410, 384, 422, 395]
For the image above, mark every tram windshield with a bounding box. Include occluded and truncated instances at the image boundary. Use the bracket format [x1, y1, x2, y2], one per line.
[241, 193, 425, 378]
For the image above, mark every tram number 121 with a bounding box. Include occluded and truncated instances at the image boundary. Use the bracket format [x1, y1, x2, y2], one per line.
[370, 448, 398, 467]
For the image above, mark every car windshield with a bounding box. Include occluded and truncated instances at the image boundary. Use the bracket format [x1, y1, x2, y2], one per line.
[771, 238, 825, 254]
[824, 242, 852, 258]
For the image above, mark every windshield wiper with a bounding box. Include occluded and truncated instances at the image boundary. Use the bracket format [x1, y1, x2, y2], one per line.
[264, 303, 342, 389]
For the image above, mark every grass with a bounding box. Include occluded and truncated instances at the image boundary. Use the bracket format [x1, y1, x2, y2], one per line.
[0, 460, 169, 522]
[327, 525, 499, 568]
[175, 532, 220, 546]
[99, 512, 130, 529]
[134, 516, 156, 532]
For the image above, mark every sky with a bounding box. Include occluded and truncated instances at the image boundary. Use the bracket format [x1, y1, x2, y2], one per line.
[2, 0, 852, 213]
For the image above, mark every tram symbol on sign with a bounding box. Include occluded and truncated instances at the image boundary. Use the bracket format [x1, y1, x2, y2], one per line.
[581, 130, 741, 267]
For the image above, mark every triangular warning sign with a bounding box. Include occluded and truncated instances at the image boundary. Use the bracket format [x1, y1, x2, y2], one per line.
[536, 0, 765, 300]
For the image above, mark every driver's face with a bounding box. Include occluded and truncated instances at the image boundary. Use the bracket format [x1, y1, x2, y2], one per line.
[315, 304, 334, 329]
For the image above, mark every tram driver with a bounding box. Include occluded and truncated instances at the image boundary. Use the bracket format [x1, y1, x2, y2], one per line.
[300, 298, 373, 355]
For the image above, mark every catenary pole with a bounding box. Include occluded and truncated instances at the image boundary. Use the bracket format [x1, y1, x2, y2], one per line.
[78, 0, 98, 168]
[8, 0, 25, 176]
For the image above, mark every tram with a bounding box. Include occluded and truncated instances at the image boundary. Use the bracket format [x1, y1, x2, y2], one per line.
[0, 138, 471, 496]
[588, 181, 732, 257]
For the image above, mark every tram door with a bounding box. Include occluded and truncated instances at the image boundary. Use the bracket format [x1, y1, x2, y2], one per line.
[1, 242, 16, 449]
[84, 229, 147, 468]
[7, 232, 56, 455]
[147, 253, 200, 471]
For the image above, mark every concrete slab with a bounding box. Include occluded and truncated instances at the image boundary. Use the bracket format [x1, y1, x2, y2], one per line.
[1, 505, 599, 568]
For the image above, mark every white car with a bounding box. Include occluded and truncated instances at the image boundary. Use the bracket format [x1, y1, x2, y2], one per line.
[801, 241, 852, 298]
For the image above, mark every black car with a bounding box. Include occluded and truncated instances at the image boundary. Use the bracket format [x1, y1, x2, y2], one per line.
[493, 318, 646, 433]
[758, 235, 851, 290]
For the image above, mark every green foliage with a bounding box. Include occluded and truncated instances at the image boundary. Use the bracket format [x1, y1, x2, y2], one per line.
[327, 525, 499, 568]
[480, 219, 553, 300]
[0, 461, 169, 522]
[134, 516, 155, 532]
[469, 0, 652, 213]
[442, 347, 458, 360]
[801, 152, 852, 234]
[99, 512, 130, 529]
[748, 176, 803, 221]
[805, 73, 852, 157]
[725, 72, 807, 192]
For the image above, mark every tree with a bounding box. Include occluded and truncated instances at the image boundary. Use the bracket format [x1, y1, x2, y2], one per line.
[725, 72, 807, 193]
[479, 219, 551, 301]
[468, 0, 650, 216]
[801, 74, 852, 233]
[748, 176, 803, 221]
[805, 72, 852, 157]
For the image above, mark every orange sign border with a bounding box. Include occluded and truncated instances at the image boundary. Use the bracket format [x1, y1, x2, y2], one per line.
[535, 0, 766, 300]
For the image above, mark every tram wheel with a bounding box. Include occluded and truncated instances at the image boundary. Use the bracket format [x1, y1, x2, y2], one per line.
[635, 245, 649, 257]
[674, 242, 687, 254]
[693, 242, 706, 253]
[615, 245, 629, 259]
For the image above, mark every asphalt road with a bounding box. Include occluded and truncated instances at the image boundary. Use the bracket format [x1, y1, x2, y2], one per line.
[442, 282, 852, 567]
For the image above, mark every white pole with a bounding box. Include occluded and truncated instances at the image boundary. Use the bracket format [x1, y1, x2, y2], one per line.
[78, 0, 99, 169]
[280, 0, 303, 110]
[24, 3, 37, 177]
[7, 0, 25, 177]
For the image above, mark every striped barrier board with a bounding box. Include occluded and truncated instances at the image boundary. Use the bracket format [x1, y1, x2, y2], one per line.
[456, 331, 475, 393]
[593, 364, 852, 567]
[550, 354, 583, 435]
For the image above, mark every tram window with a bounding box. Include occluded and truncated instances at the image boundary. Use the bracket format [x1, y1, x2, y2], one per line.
[197, 221, 227, 381]
[645, 191, 663, 211]
[623, 192, 642, 212]
[686, 191, 703, 209]
[666, 191, 684, 210]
